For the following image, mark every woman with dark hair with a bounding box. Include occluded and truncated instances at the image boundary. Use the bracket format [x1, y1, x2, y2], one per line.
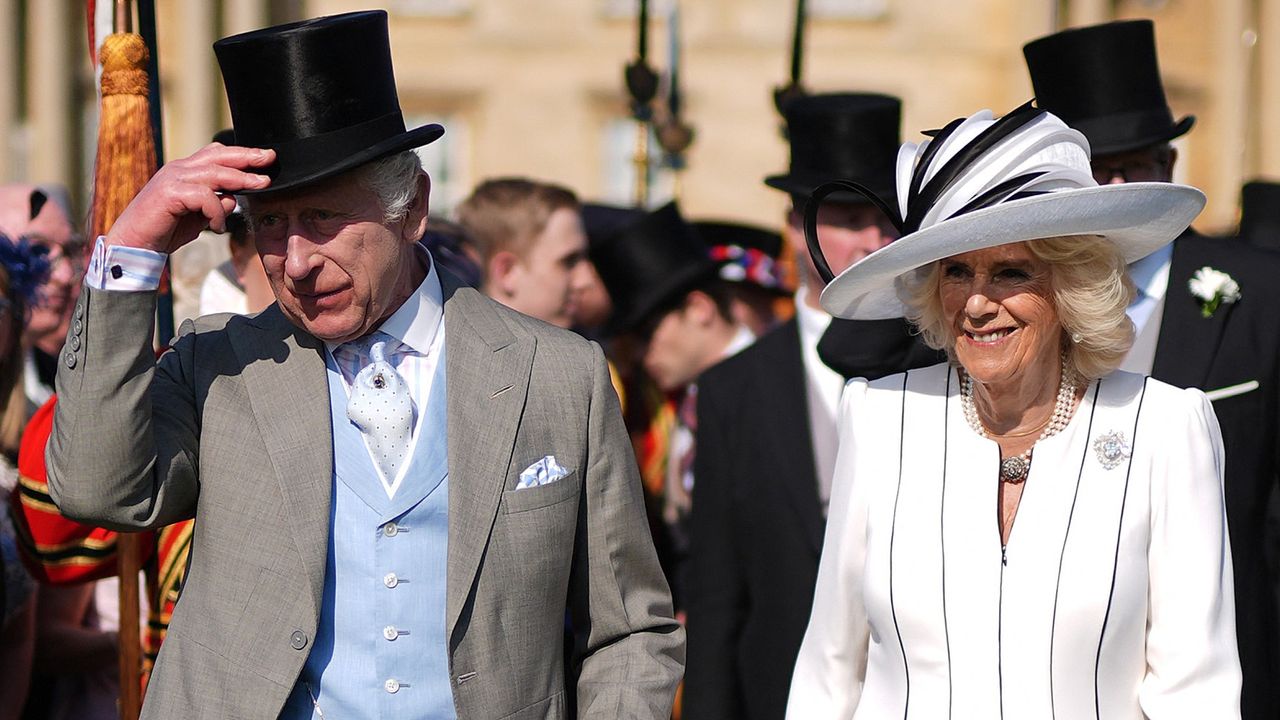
[787, 106, 1239, 718]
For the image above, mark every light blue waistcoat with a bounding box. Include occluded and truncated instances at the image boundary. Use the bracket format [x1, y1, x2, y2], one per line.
[282, 352, 455, 719]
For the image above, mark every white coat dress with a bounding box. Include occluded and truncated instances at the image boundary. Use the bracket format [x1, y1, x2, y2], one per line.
[786, 362, 1240, 720]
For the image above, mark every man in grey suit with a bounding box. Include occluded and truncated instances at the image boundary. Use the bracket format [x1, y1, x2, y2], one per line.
[45, 11, 682, 719]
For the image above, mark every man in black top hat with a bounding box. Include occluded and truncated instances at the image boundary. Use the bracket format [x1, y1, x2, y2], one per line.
[1235, 180, 1280, 251]
[591, 202, 757, 605]
[684, 93, 941, 720]
[44, 11, 682, 719]
[1027, 19, 1280, 720]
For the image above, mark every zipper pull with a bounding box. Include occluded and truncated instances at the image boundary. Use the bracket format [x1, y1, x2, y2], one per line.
[1002, 544, 1008, 566]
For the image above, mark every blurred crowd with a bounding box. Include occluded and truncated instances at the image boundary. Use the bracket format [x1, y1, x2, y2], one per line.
[3, 14, 1280, 720]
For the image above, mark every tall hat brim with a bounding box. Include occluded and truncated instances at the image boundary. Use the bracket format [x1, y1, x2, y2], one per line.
[237, 123, 444, 196]
[820, 182, 1204, 319]
[764, 173, 896, 205]
[1084, 115, 1195, 157]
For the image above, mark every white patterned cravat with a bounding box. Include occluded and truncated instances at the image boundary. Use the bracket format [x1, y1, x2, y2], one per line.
[344, 334, 416, 491]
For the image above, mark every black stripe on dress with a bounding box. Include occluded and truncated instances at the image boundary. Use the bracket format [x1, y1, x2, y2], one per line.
[1049, 379, 1103, 720]
[1093, 377, 1149, 720]
[890, 370, 911, 719]
[942, 368, 954, 720]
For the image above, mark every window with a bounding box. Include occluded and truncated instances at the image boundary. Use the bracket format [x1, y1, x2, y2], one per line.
[390, 0, 471, 18]
[600, 117, 676, 209]
[809, 0, 889, 20]
[598, 0, 675, 20]
[406, 114, 470, 217]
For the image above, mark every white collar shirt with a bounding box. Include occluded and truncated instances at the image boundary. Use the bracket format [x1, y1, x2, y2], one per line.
[794, 287, 845, 513]
[325, 248, 446, 498]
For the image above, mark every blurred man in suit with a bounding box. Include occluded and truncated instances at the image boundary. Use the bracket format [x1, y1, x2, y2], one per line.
[591, 201, 755, 608]
[1026, 20, 1280, 720]
[684, 93, 917, 720]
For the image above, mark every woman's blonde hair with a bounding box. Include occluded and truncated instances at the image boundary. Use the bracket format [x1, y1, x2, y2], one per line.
[901, 235, 1136, 380]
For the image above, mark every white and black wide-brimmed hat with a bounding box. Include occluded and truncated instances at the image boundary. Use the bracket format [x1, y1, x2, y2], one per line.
[807, 103, 1206, 320]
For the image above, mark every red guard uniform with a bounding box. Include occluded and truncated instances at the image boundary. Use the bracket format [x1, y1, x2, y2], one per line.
[8, 397, 191, 687]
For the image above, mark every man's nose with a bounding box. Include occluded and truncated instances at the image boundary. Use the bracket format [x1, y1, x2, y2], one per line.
[283, 233, 321, 281]
[47, 256, 75, 285]
[569, 259, 592, 291]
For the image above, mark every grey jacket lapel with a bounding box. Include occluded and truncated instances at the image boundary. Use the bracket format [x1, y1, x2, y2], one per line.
[441, 280, 535, 637]
[228, 305, 333, 616]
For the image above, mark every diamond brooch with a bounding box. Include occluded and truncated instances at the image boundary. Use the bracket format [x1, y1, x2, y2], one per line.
[1093, 431, 1131, 470]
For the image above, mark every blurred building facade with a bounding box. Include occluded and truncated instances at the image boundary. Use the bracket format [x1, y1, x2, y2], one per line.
[0, 0, 1277, 232]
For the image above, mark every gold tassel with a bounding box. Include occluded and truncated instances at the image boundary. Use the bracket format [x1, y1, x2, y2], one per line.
[90, 32, 157, 239]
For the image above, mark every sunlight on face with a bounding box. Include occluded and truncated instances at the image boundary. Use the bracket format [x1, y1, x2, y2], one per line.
[938, 242, 1063, 387]
[249, 173, 421, 344]
[505, 207, 589, 328]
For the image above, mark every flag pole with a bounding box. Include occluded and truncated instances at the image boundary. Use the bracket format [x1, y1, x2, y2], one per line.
[625, 0, 658, 208]
[774, 0, 808, 118]
[90, 1, 159, 716]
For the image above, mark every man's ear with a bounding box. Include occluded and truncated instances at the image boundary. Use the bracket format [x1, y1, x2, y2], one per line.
[1165, 146, 1179, 182]
[684, 290, 717, 326]
[488, 250, 521, 297]
[401, 171, 432, 243]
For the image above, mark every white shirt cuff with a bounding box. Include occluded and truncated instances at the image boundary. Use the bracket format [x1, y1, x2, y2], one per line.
[85, 236, 168, 292]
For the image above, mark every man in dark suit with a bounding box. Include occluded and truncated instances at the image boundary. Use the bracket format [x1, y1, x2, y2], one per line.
[1235, 180, 1280, 251]
[684, 93, 931, 720]
[1027, 20, 1280, 720]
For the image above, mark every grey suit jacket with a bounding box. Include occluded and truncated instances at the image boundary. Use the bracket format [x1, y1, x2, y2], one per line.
[47, 273, 684, 719]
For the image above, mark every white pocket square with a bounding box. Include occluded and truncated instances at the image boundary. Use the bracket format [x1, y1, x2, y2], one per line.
[1204, 380, 1259, 402]
[516, 455, 570, 490]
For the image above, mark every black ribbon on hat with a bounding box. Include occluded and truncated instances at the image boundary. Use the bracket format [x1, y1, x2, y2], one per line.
[817, 317, 947, 381]
[802, 101, 1049, 285]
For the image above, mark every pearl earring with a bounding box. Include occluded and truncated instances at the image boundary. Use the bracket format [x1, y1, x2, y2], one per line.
[1071, 333, 1083, 344]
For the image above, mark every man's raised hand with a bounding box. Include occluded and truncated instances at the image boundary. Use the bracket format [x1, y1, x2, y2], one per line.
[105, 143, 275, 254]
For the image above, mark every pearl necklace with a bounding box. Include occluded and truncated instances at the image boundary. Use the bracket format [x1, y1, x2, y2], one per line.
[960, 356, 1078, 484]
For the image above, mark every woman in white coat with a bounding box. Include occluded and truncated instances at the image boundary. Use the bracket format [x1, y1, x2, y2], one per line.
[786, 104, 1240, 719]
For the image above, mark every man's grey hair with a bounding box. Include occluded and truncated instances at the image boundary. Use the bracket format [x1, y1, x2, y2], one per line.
[355, 150, 424, 223]
[238, 150, 424, 226]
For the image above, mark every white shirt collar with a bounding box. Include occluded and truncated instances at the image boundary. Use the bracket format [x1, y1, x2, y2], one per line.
[325, 245, 444, 356]
[721, 324, 757, 360]
[793, 285, 833, 349]
[1128, 244, 1173, 303]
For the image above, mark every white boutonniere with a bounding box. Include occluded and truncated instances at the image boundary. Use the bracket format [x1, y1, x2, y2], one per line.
[1188, 266, 1241, 318]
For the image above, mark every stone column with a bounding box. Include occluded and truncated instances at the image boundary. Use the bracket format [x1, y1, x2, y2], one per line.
[1258, 0, 1280, 177]
[0, 0, 16, 180]
[27, 0, 74, 185]
[224, 0, 269, 35]
[1209, 0, 1250, 228]
[1066, 0, 1109, 28]
[174, 0, 217, 156]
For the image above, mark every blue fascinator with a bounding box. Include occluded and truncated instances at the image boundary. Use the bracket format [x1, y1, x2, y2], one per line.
[0, 234, 52, 307]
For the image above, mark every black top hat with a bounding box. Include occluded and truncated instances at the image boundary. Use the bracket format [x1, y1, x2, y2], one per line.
[765, 93, 901, 204]
[582, 203, 644, 259]
[591, 202, 717, 333]
[1238, 180, 1280, 249]
[214, 11, 444, 195]
[1023, 20, 1194, 157]
[693, 220, 789, 294]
